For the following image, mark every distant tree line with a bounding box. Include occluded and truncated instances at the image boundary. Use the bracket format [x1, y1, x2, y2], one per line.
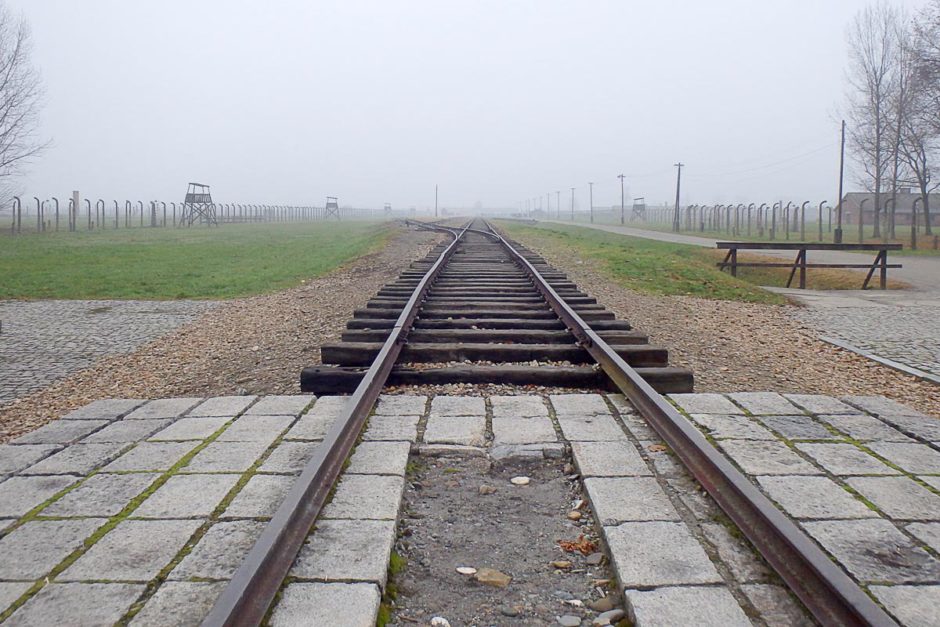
[845, 0, 940, 236]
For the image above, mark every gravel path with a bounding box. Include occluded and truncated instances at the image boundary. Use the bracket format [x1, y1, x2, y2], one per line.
[0, 226, 443, 443]
[507, 231, 940, 419]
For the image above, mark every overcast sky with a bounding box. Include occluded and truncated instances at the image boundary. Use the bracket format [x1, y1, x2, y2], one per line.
[6, 0, 931, 211]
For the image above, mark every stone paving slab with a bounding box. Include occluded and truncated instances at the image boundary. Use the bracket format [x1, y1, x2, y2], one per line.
[0, 444, 61, 474]
[125, 398, 202, 420]
[132, 474, 241, 519]
[60, 519, 203, 582]
[170, 520, 265, 580]
[549, 393, 610, 416]
[221, 474, 294, 519]
[727, 392, 801, 415]
[103, 441, 199, 472]
[373, 394, 426, 416]
[244, 395, 314, 417]
[182, 440, 269, 473]
[424, 414, 486, 446]
[878, 413, 940, 442]
[755, 475, 876, 520]
[362, 415, 419, 442]
[428, 395, 485, 416]
[291, 519, 396, 586]
[43, 472, 159, 517]
[282, 413, 332, 441]
[688, 414, 776, 440]
[60, 399, 146, 421]
[130, 581, 226, 627]
[741, 584, 814, 627]
[215, 415, 293, 444]
[605, 521, 723, 587]
[188, 396, 257, 417]
[0, 475, 78, 517]
[625, 585, 752, 627]
[583, 477, 679, 524]
[556, 414, 628, 442]
[842, 395, 928, 418]
[783, 393, 858, 415]
[259, 441, 319, 475]
[492, 416, 556, 445]
[845, 476, 940, 520]
[271, 582, 380, 627]
[10, 419, 109, 445]
[818, 413, 914, 442]
[0, 518, 106, 579]
[81, 418, 173, 443]
[0, 582, 31, 615]
[867, 441, 940, 474]
[906, 522, 940, 552]
[321, 475, 404, 520]
[346, 441, 411, 476]
[570, 441, 652, 477]
[148, 416, 230, 441]
[4, 582, 145, 626]
[669, 393, 740, 415]
[870, 584, 940, 627]
[795, 442, 900, 476]
[717, 440, 822, 476]
[756, 415, 840, 441]
[489, 394, 548, 418]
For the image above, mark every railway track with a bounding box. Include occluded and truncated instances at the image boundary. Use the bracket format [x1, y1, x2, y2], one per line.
[202, 219, 896, 627]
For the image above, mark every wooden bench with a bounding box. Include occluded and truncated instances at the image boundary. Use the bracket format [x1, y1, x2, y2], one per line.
[716, 242, 902, 290]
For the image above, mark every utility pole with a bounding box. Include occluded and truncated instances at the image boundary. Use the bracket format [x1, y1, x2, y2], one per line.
[834, 119, 845, 244]
[556, 191, 561, 220]
[672, 163, 683, 232]
[435, 184, 438, 218]
[588, 182, 594, 223]
[618, 174, 625, 225]
[570, 187, 575, 220]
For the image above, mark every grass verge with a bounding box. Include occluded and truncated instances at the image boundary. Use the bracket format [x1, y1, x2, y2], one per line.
[0, 221, 392, 300]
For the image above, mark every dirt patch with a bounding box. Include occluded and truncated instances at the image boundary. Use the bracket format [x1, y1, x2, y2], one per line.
[391, 454, 618, 626]
[0, 226, 444, 442]
[507, 233, 940, 419]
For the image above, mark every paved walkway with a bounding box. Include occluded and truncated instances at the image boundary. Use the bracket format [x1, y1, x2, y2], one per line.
[543, 220, 940, 381]
[0, 300, 219, 406]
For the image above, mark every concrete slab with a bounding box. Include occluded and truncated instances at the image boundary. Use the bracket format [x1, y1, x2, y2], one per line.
[717, 440, 821, 476]
[81, 419, 173, 443]
[489, 395, 548, 418]
[259, 441, 319, 475]
[424, 415, 486, 446]
[271, 582, 380, 627]
[222, 474, 294, 519]
[0, 582, 31, 614]
[756, 415, 841, 441]
[291, 519, 396, 586]
[60, 519, 203, 582]
[321, 475, 404, 520]
[20, 443, 130, 476]
[492, 416, 556, 445]
[346, 441, 411, 476]
[870, 585, 940, 627]
[125, 398, 202, 420]
[0, 475, 78, 517]
[868, 442, 940, 474]
[689, 414, 776, 440]
[842, 395, 927, 418]
[103, 441, 199, 472]
[727, 392, 802, 415]
[0, 518, 106, 579]
[906, 522, 940, 552]
[846, 476, 940, 520]
[429, 396, 485, 416]
[148, 416, 230, 441]
[783, 394, 858, 415]
[11, 419, 109, 445]
[570, 441, 652, 477]
[215, 415, 293, 444]
[550, 393, 610, 416]
[245, 395, 315, 416]
[556, 414, 627, 442]
[169, 520, 265, 580]
[604, 521, 722, 587]
[583, 477, 680, 524]
[756, 475, 876, 520]
[795, 442, 900, 476]
[43, 473, 160, 517]
[183, 440, 269, 473]
[4, 582, 145, 626]
[625, 586, 751, 627]
[61, 399, 145, 421]
[130, 581, 225, 627]
[0, 444, 61, 474]
[133, 474, 241, 519]
[373, 395, 426, 416]
[187, 396, 257, 417]
[669, 393, 740, 415]
[803, 518, 940, 583]
[818, 414, 914, 442]
[282, 413, 333, 441]
[362, 415, 420, 442]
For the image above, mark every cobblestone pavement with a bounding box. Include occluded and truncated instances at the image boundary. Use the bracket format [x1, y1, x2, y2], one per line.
[0, 392, 934, 625]
[0, 300, 219, 406]
[780, 291, 940, 381]
[671, 391, 940, 627]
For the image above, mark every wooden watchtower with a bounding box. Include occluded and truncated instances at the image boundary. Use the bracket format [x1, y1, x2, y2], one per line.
[180, 183, 218, 226]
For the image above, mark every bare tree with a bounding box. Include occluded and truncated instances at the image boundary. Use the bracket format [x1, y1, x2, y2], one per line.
[845, 3, 901, 239]
[0, 2, 45, 201]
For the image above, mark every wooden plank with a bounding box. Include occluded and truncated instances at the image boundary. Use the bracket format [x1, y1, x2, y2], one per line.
[715, 242, 903, 251]
[340, 328, 649, 344]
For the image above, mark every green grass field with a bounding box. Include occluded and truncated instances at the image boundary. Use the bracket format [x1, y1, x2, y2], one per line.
[0, 221, 392, 300]
[496, 221, 905, 303]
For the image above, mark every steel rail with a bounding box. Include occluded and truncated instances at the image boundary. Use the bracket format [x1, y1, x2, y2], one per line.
[481, 220, 896, 627]
[201, 222, 469, 627]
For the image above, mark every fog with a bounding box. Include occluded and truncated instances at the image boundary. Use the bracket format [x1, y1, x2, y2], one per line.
[6, 0, 932, 211]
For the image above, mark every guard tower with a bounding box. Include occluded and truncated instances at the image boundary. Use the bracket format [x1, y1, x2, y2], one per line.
[180, 183, 218, 226]
[384, 203, 392, 215]
[325, 196, 340, 220]
[631, 197, 647, 221]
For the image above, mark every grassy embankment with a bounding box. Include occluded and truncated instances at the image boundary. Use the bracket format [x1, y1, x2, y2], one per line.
[0, 221, 391, 300]
[496, 221, 905, 304]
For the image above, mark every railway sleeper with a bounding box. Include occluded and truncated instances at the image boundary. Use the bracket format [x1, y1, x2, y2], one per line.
[340, 328, 649, 344]
[352, 308, 616, 320]
[343, 318, 633, 331]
